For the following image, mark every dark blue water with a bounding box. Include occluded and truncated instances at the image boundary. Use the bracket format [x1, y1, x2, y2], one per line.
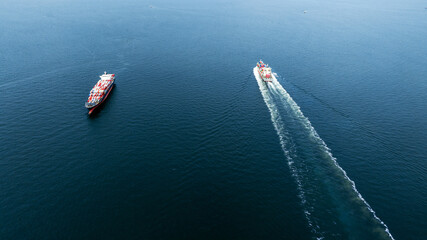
[1, 0, 426, 239]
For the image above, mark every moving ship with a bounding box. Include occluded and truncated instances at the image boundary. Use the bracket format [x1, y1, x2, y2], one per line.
[256, 60, 273, 82]
[85, 72, 115, 114]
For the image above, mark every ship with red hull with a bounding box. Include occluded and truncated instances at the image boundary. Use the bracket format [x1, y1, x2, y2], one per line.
[256, 60, 273, 82]
[85, 72, 115, 114]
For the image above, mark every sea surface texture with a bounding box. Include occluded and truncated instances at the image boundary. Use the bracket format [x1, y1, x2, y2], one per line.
[0, 0, 426, 239]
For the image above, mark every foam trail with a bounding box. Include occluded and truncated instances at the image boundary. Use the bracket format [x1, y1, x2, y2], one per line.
[254, 67, 394, 239]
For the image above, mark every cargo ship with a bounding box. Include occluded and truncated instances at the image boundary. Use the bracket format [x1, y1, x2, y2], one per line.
[256, 60, 273, 82]
[85, 72, 115, 114]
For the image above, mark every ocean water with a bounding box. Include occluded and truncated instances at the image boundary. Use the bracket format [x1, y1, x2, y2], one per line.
[0, 0, 426, 239]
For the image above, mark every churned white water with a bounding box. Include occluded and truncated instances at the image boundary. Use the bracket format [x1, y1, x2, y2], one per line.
[253, 67, 394, 240]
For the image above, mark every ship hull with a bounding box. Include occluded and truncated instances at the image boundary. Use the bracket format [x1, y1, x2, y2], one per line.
[257, 67, 273, 82]
[86, 79, 114, 110]
[88, 83, 114, 115]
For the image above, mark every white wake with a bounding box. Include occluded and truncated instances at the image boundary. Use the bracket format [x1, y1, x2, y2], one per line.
[253, 67, 394, 239]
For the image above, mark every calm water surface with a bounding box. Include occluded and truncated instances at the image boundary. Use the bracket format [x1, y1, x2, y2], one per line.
[0, 0, 426, 239]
